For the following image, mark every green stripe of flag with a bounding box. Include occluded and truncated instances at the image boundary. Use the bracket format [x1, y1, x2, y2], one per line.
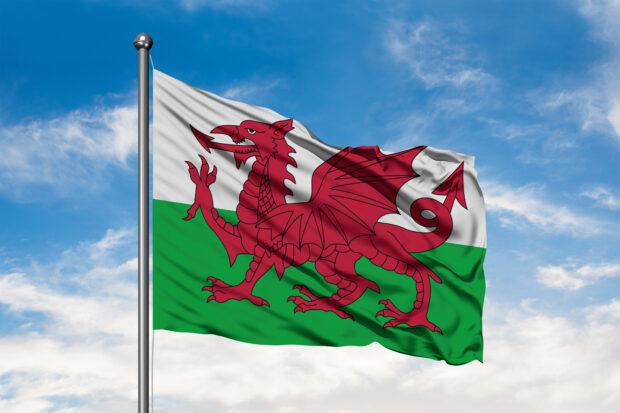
[153, 199, 485, 365]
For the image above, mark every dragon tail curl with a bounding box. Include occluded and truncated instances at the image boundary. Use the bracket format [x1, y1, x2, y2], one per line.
[374, 197, 453, 254]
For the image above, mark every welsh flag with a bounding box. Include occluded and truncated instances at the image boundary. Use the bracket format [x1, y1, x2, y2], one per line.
[153, 70, 486, 365]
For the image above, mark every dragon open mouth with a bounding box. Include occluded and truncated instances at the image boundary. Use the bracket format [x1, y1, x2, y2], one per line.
[190, 124, 260, 168]
[190, 124, 258, 155]
[232, 142, 257, 153]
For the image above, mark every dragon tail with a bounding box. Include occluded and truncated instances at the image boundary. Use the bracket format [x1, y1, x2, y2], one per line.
[375, 197, 453, 254]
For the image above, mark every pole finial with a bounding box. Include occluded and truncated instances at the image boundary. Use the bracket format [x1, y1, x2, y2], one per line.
[134, 33, 153, 50]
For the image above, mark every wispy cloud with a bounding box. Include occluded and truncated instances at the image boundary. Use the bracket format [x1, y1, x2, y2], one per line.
[90, 228, 135, 258]
[606, 99, 620, 138]
[578, 0, 620, 45]
[0, 103, 136, 200]
[483, 180, 607, 237]
[537, 261, 620, 290]
[534, 0, 620, 144]
[178, 0, 267, 12]
[221, 79, 281, 101]
[538, 86, 619, 140]
[385, 20, 494, 89]
[381, 18, 502, 152]
[582, 185, 620, 210]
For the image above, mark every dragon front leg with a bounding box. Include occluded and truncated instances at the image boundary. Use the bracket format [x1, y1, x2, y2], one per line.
[202, 246, 273, 307]
[287, 251, 379, 320]
[185, 156, 246, 264]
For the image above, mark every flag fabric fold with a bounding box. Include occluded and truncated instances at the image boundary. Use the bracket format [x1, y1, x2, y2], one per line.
[153, 70, 486, 365]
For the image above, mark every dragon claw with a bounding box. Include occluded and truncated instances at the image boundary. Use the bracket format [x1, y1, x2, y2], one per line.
[202, 277, 269, 307]
[206, 166, 217, 185]
[382, 320, 399, 329]
[186, 161, 200, 185]
[185, 156, 216, 218]
[375, 308, 399, 318]
[292, 284, 318, 301]
[206, 276, 229, 288]
[287, 293, 353, 320]
[184, 203, 199, 221]
[377, 299, 399, 313]
[376, 298, 442, 333]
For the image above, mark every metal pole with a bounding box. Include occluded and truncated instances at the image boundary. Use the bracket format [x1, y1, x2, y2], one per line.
[133, 32, 153, 413]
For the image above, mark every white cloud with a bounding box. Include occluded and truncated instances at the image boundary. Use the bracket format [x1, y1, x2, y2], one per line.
[382, 112, 431, 151]
[582, 185, 620, 210]
[90, 228, 135, 258]
[156, 299, 620, 412]
[381, 19, 500, 151]
[1, 229, 620, 412]
[578, 0, 620, 45]
[385, 20, 494, 89]
[153, 332, 405, 407]
[0, 229, 138, 412]
[221, 79, 281, 101]
[587, 298, 620, 321]
[540, 87, 618, 138]
[398, 305, 620, 412]
[482, 180, 605, 237]
[537, 261, 620, 290]
[536, 0, 620, 143]
[536, 265, 587, 290]
[178, 0, 266, 12]
[0, 272, 134, 336]
[606, 100, 620, 137]
[0, 103, 137, 199]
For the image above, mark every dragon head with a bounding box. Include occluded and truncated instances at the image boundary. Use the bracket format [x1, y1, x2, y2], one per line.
[190, 119, 294, 168]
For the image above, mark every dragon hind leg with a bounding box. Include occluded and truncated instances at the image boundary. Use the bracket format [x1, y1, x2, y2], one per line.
[287, 251, 379, 320]
[203, 249, 272, 307]
[375, 257, 442, 333]
[358, 232, 443, 333]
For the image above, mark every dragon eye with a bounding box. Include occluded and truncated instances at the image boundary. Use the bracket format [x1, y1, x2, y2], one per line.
[246, 128, 256, 135]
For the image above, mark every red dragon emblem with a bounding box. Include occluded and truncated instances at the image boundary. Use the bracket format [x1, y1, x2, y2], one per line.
[184, 119, 467, 333]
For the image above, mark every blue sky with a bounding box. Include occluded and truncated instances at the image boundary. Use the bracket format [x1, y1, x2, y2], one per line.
[1, 0, 620, 411]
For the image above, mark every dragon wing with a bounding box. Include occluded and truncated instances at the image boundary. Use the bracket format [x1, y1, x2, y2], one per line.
[258, 145, 426, 249]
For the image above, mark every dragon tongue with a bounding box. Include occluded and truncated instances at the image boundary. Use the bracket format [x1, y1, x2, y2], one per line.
[190, 125, 214, 153]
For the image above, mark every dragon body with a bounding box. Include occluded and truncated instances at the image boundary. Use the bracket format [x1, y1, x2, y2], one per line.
[185, 119, 467, 332]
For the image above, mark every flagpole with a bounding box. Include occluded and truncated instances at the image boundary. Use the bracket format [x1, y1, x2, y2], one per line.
[134, 32, 153, 413]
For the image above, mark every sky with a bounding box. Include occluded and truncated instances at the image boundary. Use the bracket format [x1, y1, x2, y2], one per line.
[1, 0, 620, 411]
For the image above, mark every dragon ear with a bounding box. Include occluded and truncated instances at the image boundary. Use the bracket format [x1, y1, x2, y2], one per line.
[272, 119, 294, 137]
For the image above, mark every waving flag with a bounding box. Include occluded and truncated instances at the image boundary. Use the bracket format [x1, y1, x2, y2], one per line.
[153, 70, 486, 365]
